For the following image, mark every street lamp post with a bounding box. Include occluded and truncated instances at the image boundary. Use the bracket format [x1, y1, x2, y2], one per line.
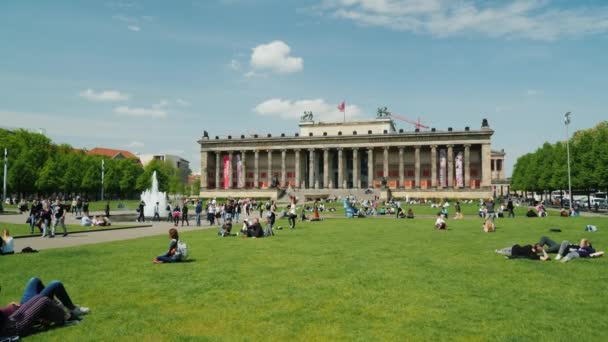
[101, 159, 105, 201]
[564, 112, 572, 205]
[2, 148, 7, 204]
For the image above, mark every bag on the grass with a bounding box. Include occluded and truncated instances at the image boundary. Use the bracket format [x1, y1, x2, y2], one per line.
[585, 225, 598, 232]
[21, 247, 38, 253]
[176, 240, 188, 260]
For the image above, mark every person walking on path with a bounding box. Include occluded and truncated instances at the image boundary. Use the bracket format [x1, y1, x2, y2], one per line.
[136, 201, 146, 223]
[104, 202, 110, 217]
[195, 200, 203, 227]
[152, 202, 161, 221]
[181, 201, 190, 227]
[51, 200, 67, 237]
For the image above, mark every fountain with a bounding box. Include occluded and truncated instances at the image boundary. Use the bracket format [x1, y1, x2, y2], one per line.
[140, 171, 168, 218]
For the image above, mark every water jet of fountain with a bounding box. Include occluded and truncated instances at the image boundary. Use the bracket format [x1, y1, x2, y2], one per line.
[140, 171, 168, 219]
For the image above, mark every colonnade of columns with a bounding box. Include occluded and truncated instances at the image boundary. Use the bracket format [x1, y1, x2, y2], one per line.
[201, 143, 491, 190]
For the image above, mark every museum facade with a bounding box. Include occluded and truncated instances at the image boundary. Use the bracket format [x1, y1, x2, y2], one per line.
[198, 117, 508, 200]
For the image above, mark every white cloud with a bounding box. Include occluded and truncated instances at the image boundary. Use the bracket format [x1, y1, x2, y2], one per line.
[254, 98, 361, 121]
[114, 101, 167, 118]
[229, 59, 242, 72]
[320, 0, 608, 40]
[250, 41, 303, 73]
[127, 141, 145, 148]
[127, 25, 141, 32]
[176, 99, 190, 107]
[525, 89, 540, 96]
[79, 89, 129, 102]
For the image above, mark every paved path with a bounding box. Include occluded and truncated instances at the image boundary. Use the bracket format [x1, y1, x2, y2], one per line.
[1, 210, 217, 251]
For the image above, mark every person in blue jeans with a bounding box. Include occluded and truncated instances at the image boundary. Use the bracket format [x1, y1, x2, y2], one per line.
[153, 228, 182, 263]
[19, 277, 90, 318]
[195, 199, 203, 227]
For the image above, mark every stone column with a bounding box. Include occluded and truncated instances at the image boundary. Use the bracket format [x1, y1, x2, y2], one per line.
[447, 145, 454, 188]
[352, 148, 359, 189]
[464, 144, 471, 188]
[322, 149, 329, 189]
[215, 152, 221, 189]
[337, 148, 344, 189]
[383, 147, 389, 178]
[201, 151, 208, 190]
[254, 150, 259, 188]
[240, 151, 246, 188]
[414, 146, 420, 188]
[281, 149, 287, 188]
[431, 145, 437, 188]
[227, 151, 233, 189]
[398, 147, 404, 188]
[294, 149, 301, 188]
[267, 150, 273, 188]
[368, 148, 374, 187]
[481, 143, 492, 187]
[308, 149, 315, 189]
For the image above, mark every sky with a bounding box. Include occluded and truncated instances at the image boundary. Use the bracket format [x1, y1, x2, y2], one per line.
[1, 0, 607, 175]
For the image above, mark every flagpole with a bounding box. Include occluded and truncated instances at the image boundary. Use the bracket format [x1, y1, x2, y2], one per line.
[3, 148, 7, 204]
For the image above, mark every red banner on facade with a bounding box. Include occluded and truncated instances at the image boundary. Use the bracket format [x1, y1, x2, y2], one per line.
[223, 155, 230, 189]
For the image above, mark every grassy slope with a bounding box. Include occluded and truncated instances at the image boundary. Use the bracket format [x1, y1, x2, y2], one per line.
[1, 215, 607, 341]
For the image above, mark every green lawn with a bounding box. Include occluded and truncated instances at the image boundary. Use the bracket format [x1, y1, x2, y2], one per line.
[1, 215, 607, 341]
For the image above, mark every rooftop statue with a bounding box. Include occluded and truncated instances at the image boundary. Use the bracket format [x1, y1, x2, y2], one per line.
[301, 111, 314, 121]
[376, 106, 391, 118]
[481, 118, 489, 128]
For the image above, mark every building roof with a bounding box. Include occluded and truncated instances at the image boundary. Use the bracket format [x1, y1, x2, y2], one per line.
[87, 147, 138, 159]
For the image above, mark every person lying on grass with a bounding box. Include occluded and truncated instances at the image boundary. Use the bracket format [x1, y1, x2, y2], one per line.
[555, 238, 604, 263]
[0, 277, 90, 337]
[495, 243, 549, 261]
[537, 236, 604, 261]
[434, 213, 447, 230]
[153, 228, 183, 263]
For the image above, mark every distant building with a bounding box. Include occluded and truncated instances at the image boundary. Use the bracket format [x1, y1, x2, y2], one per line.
[198, 116, 508, 200]
[140, 154, 191, 184]
[87, 147, 140, 163]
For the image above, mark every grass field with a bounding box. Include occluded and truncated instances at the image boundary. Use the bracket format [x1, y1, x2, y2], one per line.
[1, 214, 607, 341]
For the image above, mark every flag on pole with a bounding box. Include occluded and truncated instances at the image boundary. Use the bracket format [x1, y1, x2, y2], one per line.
[337, 101, 345, 112]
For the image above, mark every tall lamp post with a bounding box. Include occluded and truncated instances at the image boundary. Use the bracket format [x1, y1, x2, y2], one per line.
[101, 159, 105, 201]
[564, 112, 572, 204]
[2, 148, 7, 204]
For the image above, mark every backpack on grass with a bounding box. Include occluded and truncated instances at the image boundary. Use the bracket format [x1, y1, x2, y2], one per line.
[176, 240, 188, 260]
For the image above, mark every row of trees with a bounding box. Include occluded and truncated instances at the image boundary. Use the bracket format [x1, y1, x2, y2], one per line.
[511, 121, 608, 202]
[0, 128, 194, 199]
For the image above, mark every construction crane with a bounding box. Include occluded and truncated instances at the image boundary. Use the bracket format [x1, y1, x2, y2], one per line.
[377, 106, 430, 130]
[389, 113, 430, 130]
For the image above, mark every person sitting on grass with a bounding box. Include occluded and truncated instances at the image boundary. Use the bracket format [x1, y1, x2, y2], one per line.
[242, 218, 264, 238]
[406, 208, 414, 219]
[435, 213, 447, 230]
[559, 207, 569, 217]
[0, 277, 90, 337]
[218, 218, 234, 237]
[495, 243, 549, 261]
[153, 228, 182, 263]
[525, 208, 537, 217]
[80, 215, 92, 227]
[1, 229, 15, 255]
[556, 238, 604, 263]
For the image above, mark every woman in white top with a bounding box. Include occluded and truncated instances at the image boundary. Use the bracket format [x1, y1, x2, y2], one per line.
[1, 229, 15, 255]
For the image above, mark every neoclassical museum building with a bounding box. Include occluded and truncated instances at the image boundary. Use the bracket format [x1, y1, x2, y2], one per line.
[198, 116, 508, 200]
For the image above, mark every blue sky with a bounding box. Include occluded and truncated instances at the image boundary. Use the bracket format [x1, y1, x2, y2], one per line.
[1, 0, 607, 175]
